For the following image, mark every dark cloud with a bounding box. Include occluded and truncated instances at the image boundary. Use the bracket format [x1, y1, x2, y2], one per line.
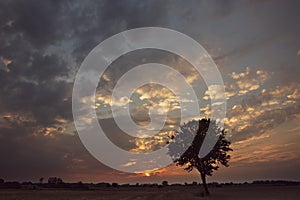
[0, 123, 115, 181]
[0, 0, 299, 182]
[0, 0, 66, 49]
[70, 0, 171, 63]
[0, 0, 175, 181]
[213, 1, 300, 81]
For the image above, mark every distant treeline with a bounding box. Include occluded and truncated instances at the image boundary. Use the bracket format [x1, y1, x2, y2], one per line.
[0, 178, 299, 190]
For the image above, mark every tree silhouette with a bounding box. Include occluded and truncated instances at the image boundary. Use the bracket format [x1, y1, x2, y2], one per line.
[162, 180, 169, 187]
[48, 177, 63, 185]
[168, 118, 232, 196]
[39, 177, 44, 184]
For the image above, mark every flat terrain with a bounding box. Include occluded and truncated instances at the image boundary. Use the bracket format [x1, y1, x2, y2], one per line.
[0, 185, 299, 200]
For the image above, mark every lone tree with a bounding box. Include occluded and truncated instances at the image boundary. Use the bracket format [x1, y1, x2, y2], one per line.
[168, 118, 232, 196]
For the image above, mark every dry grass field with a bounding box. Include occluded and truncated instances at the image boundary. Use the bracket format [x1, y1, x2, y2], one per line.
[0, 185, 299, 200]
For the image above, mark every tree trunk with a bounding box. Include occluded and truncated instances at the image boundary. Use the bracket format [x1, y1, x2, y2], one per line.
[200, 173, 210, 196]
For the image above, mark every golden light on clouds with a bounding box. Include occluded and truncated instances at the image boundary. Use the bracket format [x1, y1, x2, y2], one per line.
[0, 56, 12, 72]
[142, 168, 164, 177]
[0, 0, 299, 185]
[122, 161, 137, 167]
[75, 64, 300, 179]
[224, 81, 300, 139]
[130, 130, 173, 153]
[226, 67, 271, 97]
[0, 112, 36, 129]
[34, 125, 66, 137]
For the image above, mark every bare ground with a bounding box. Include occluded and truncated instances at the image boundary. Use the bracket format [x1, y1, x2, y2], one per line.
[0, 185, 299, 200]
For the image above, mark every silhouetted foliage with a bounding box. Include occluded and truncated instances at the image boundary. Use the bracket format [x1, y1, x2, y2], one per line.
[2, 181, 21, 189]
[0, 179, 299, 190]
[48, 177, 63, 185]
[162, 180, 169, 187]
[96, 182, 110, 187]
[39, 177, 44, 184]
[111, 182, 119, 187]
[168, 118, 232, 195]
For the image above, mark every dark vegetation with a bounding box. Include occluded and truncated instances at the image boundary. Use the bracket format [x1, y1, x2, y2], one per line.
[0, 178, 299, 190]
[168, 118, 232, 195]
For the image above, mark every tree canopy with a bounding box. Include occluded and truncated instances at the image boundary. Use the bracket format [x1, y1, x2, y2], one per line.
[168, 118, 232, 195]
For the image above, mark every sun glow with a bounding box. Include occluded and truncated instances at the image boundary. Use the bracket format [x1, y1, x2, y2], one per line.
[144, 172, 151, 177]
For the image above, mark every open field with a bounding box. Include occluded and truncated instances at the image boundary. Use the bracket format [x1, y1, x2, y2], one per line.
[0, 185, 299, 200]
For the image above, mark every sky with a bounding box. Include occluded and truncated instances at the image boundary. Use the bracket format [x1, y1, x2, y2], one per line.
[0, 0, 300, 184]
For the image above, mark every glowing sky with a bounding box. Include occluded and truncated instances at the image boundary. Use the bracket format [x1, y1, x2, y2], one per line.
[0, 0, 299, 183]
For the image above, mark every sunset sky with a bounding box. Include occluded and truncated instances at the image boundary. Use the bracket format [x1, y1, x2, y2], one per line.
[0, 0, 300, 184]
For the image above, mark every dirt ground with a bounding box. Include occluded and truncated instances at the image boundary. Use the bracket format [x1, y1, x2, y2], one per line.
[0, 185, 299, 200]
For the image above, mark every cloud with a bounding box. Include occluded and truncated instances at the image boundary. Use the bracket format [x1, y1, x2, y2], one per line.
[225, 81, 300, 142]
[202, 67, 271, 101]
[230, 120, 300, 166]
[203, 84, 226, 100]
[287, 89, 300, 100]
[0, 0, 299, 182]
[0, 56, 12, 72]
[227, 67, 271, 97]
[0, 112, 36, 130]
